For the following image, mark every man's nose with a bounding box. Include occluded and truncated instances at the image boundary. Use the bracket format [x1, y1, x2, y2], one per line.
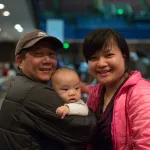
[42, 55, 52, 64]
[44, 55, 51, 61]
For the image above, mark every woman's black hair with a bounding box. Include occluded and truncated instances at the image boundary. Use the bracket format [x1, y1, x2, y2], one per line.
[83, 28, 130, 72]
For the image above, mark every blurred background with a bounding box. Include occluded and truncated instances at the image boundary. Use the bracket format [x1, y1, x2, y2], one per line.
[0, 0, 150, 103]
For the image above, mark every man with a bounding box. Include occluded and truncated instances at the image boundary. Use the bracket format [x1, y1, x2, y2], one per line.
[0, 29, 96, 150]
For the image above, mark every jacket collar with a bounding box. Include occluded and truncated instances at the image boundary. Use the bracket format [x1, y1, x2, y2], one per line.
[122, 71, 142, 88]
[16, 69, 24, 76]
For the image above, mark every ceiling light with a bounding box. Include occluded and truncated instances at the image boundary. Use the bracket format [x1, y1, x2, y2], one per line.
[14, 24, 23, 32]
[14, 24, 21, 30]
[0, 4, 5, 9]
[3, 11, 10, 16]
[17, 28, 23, 32]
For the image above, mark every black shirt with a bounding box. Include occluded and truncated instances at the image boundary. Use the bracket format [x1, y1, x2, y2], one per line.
[91, 87, 114, 150]
[91, 78, 128, 150]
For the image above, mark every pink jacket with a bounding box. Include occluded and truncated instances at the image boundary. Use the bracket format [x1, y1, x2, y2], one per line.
[87, 71, 150, 150]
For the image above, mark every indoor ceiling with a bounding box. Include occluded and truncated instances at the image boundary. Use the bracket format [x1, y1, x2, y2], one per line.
[0, 0, 36, 42]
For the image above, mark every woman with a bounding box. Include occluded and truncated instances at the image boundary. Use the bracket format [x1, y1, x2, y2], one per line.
[83, 28, 150, 150]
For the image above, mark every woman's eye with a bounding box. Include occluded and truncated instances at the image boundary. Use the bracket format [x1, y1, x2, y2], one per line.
[89, 56, 97, 60]
[106, 53, 114, 57]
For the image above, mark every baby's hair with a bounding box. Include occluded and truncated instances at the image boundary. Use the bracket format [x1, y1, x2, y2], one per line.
[51, 67, 79, 84]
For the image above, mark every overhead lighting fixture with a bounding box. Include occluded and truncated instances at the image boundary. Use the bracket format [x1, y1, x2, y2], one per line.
[14, 24, 21, 30]
[14, 24, 23, 32]
[17, 28, 23, 32]
[3, 11, 10, 16]
[0, 4, 5, 9]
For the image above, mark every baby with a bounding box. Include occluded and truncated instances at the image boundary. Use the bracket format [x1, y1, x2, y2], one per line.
[51, 67, 89, 119]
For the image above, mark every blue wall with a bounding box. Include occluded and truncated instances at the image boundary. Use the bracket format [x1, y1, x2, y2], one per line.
[43, 16, 150, 40]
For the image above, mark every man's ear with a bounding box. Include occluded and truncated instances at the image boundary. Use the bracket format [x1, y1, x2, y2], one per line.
[123, 54, 126, 60]
[15, 55, 23, 69]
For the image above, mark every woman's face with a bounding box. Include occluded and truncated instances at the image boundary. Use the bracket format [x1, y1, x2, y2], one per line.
[88, 42, 126, 86]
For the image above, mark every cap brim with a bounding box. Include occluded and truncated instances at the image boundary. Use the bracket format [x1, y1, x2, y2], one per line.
[23, 36, 63, 50]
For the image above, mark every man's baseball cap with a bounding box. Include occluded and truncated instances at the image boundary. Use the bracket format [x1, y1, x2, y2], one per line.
[15, 29, 63, 56]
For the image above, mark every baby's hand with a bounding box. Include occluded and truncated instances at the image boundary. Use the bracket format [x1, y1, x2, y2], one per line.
[56, 106, 69, 119]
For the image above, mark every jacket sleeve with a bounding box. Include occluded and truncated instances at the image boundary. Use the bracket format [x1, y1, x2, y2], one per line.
[20, 86, 97, 145]
[127, 82, 150, 149]
[65, 100, 89, 116]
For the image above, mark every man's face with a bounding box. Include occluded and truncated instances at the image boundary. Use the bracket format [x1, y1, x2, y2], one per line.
[17, 40, 57, 82]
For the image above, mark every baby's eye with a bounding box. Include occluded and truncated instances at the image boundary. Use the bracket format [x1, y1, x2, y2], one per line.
[62, 88, 68, 91]
[75, 87, 80, 90]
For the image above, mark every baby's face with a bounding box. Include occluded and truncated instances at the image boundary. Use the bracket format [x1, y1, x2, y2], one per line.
[54, 73, 81, 103]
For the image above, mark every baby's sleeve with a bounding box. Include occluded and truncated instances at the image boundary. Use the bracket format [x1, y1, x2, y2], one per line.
[65, 100, 89, 116]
